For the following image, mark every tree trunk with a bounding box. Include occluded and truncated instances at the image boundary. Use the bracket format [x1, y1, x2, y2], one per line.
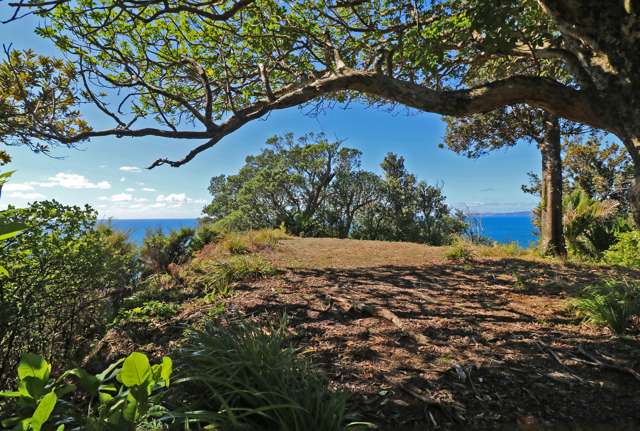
[629, 141, 640, 228]
[539, 115, 567, 256]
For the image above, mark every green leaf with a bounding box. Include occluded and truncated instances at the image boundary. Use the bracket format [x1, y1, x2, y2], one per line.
[17, 354, 50, 382]
[122, 392, 139, 421]
[0, 391, 21, 398]
[96, 358, 124, 381]
[30, 391, 57, 431]
[119, 352, 151, 388]
[0, 170, 15, 185]
[161, 357, 172, 386]
[0, 222, 27, 240]
[64, 368, 99, 395]
[20, 376, 45, 399]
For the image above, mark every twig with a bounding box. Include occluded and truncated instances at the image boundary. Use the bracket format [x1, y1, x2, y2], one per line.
[328, 293, 430, 345]
[576, 346, 640, 383]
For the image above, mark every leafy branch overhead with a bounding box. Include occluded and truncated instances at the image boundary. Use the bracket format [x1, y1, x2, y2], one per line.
[1, 0, 639, 170]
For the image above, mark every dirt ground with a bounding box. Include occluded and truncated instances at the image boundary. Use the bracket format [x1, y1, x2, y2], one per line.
[220, 238, 640, 431]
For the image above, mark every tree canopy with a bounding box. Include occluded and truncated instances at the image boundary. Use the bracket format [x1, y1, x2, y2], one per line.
[3, 0, 640, 223]
[203, 132, 466, 243]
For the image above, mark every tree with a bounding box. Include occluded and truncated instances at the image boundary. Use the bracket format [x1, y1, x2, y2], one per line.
[445, 106, 585, 255]
[203, 133, 363, 236]
[0, 48, 88, 156]
[4, 0, 640, 223]
[564, 137, 635, 211]
[322, 170, 381, 238]
[352, 153, 466, 245]
[0, 201, 138, 386]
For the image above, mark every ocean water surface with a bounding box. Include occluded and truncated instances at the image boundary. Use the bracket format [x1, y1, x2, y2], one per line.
[103, 213, 537, 247]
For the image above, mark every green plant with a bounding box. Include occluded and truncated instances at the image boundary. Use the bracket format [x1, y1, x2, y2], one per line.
[0, 352, 172, 430]
[0, 201, 139, 388]
[175, 318, 351, 431]
[190, 223, 223, 252]
[249, 228, 289, 249]
[0, 170, 27, 276]
[220, 233, 250, 255]
[604, 230, 640, 269]
[184, 254, 275, 296]
[572, 279, 640, 334]
[113, 300, 181, 326]
[562, 190, 629, 260]
[444, 241, 475, 262]
[140, 227, 195, 274]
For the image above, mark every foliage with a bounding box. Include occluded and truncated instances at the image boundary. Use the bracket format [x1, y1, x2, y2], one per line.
[564, 137, 634, 213]
[140, 227, 195, 274]
[0, 170, 27, 276]
[352, 153, 467, 245]
[604, 231, 640, 269]
[204, 133, 366, 236]
[0, 352, 172, 430]
[219, 233, 251, 255]
[572, 279, 640, 334]
[562, 190, 630, 260]
[477, 241, 527, 258]
[0, 201, 139, 388]
[182, 255, 276, 297]
[0, 49, 89, 152]
[175, 318, 351, 431]
[444, 241, 475, 263]
[113, 300, 181, 326]
[190, 223, 223, 253]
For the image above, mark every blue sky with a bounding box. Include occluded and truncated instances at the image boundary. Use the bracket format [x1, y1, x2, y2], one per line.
[0, 14, 539, 218]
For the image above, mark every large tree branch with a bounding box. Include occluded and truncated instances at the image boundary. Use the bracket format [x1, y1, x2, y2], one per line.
[146, 70, 610, 168]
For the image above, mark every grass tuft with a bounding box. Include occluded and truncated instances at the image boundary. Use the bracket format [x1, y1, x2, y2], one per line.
[183, 254, 276, 296]
[175, 318, 353, 431]
[444, 241, 475, 263]
[571, 279, 640, 334]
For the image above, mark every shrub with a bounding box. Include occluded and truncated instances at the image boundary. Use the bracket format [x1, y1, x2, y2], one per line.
[175, 318, 350, 431]
[220, 232, 251, 254]
[444, 241, 475, 262]
[140, 227, 195, 274]
[250, 227, 289, 248]
[0, 201, 139, 388]
[191, 223, 223, 252]
[572, 279, 640, 334]
[183, 254, 276, 296]
[604, 230, 640, 269]
[562, 190, 630, 260]
[478, 241, 526, 258]
[0, 352, 172, 429]
[113, 300, 181, 326]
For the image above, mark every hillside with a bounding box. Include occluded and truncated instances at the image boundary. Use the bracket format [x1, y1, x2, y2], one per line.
[104, 237, 639, 430]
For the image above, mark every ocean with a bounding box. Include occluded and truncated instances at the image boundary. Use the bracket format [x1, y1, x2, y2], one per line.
[102, 213, 537, 248]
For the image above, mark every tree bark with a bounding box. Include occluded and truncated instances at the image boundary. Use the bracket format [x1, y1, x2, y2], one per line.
[539, 115, 567, 256]
[627, 136, 640, 227]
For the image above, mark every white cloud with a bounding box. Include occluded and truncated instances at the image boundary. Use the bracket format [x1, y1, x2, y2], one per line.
[119, 166, 142, 173]
[156, 193, 187, 203]
[111, 193, 133, 202]
[125, 188, 136, 192]
[3, 183, 34, 191]
[6, 191, 46, 200]
[36, 173, 111, 190]
[141, 187, 156, 192]
[134, 197, 149, 202]
[120, 177, 126, 182]
[150, 203, 166, 208]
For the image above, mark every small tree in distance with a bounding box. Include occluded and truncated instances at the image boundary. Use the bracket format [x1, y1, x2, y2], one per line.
[203, 133, 466, 244]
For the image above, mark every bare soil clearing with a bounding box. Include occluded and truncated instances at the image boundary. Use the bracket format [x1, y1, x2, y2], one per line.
[224, 238, 640, 430]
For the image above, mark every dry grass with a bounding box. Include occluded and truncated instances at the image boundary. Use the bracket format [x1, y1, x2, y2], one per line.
[264, 237, 447, 269]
